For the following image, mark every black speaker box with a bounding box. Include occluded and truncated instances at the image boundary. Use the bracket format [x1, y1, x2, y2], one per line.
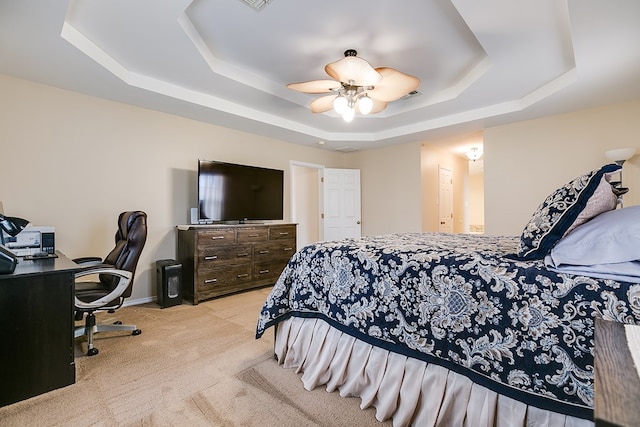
[156, 259, 182, 308]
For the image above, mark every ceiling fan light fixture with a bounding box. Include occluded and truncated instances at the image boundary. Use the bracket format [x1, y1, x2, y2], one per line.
[333, 94, 348, 115]
[287, 49, 420, 121]
[326, 50, 382, 87]
[342, 107, 355, 123]
[358, 94, 373, 115]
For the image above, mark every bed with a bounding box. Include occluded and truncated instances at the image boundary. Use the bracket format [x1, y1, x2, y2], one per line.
[256, 164, 640, 426]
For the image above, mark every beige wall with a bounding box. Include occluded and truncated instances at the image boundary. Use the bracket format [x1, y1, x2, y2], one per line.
[345, 142, 423, 236]
[420, 143, 469, 233]
[4, 72, 638, 303]
[0, 74, 346, 303]
[290, 163, 320, 248]
[334, 139, 472, 237]
[484, 100, 640, 236]
[468, 164, 485, 231]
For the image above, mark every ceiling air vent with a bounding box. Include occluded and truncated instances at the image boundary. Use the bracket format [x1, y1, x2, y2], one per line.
[401, 90, 421, 100]
[334, 146, 359, 153]
[240, 0, 273, 11]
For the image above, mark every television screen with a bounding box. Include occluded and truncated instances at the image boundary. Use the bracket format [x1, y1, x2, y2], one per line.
[198, 160, 284, 222]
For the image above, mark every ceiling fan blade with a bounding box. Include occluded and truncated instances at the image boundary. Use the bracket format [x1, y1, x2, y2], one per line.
[287, 80, 341, 94]
[325, 55, 382, 87]
[368, 98, 388, 114]
[367, 67, 420, 102]
[310, 95, 337, 113]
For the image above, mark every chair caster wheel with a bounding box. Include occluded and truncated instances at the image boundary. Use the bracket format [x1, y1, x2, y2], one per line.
[132, 329, 142, 336]
[87, 348, 99, 356]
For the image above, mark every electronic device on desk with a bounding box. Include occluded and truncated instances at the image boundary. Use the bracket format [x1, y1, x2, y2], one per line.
[23, 252, 58, 260]
[1, 226, 55, 257]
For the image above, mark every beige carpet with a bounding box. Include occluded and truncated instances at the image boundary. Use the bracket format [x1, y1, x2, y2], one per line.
[0, 288, 391, 426]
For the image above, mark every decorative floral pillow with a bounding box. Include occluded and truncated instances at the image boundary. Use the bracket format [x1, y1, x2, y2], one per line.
[515, 163, 621, 260]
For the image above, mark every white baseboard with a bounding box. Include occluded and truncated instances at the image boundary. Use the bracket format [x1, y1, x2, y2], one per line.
[122, 296, 156, 307]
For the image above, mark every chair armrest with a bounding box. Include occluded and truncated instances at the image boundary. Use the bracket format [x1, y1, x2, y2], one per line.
[74, 267, 133, 310]
[76, 263, 115, 274]
[73, 256, 103, 266]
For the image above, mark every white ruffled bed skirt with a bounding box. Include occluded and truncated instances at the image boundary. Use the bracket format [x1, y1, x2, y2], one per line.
[274, 317, 594, 427]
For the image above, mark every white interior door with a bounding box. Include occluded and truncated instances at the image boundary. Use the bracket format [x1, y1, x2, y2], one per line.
[439, 166, 453, 232]
[322, 168, 361, 241]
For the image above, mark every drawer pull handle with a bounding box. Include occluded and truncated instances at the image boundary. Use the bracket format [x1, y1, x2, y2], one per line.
[259, 250, 269, 254]
[204, 278, 217, 284]
[279, 232, 289, 236]
[259, 269, 270, 274]
[211, 236, 225, 240]
[237, 273, 249, 278]
[204, 256, 218, 260]
[284, 247, 293, 251]
[248, 234, 259, 237]
[237, 253, 249, 257]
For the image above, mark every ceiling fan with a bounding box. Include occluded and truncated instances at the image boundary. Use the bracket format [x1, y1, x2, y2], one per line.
[287, 49, 420, 122]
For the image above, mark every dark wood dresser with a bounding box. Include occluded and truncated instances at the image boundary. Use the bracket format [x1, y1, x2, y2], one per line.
[594, 318, 640, 426]
[176, 223, 296, 304]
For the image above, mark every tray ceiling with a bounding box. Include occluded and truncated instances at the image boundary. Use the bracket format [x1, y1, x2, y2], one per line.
[1, 0, 638, 152]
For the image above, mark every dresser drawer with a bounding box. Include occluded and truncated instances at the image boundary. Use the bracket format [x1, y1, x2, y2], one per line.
[237, 227, 268, 243]
[254, 241, 296, 263]
[269, 225, 296, 241]
[253, 260, 288, 284]
[196, 265, 253, 293]
[197, 244, 252, 268]
[196, 229, 236, 246]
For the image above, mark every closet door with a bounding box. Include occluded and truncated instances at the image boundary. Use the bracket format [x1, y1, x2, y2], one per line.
[439, 166, 453, 233]
[322, 168, 361, 241]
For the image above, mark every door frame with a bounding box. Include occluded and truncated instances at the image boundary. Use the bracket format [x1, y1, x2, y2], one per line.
[290, 160, 324, 247]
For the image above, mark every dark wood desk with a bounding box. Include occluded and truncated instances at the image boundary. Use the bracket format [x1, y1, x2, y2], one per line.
[594, 318, 640, 426]
[0, 252, 79, 407]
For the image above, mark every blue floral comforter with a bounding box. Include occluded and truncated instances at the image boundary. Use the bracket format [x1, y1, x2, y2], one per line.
[256, 233, 640, 419]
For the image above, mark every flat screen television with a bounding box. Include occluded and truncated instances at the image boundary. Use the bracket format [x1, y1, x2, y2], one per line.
[198, 160, 284, 223]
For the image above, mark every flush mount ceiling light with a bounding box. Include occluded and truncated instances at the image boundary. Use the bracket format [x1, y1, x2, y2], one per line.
[287, 49, 420, 123]
[465, 147, 483, 161]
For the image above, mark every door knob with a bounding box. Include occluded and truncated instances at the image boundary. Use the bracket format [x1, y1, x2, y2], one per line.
[357, 221, 361, 225]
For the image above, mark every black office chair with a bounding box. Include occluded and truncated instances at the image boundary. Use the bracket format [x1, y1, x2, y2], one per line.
[74, 211, 147, 356]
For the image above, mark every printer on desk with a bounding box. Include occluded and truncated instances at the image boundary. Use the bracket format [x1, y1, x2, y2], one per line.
[2, 226, 55, 257]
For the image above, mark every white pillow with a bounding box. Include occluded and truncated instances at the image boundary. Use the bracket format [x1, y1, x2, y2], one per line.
[547, 205, 640, 266]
